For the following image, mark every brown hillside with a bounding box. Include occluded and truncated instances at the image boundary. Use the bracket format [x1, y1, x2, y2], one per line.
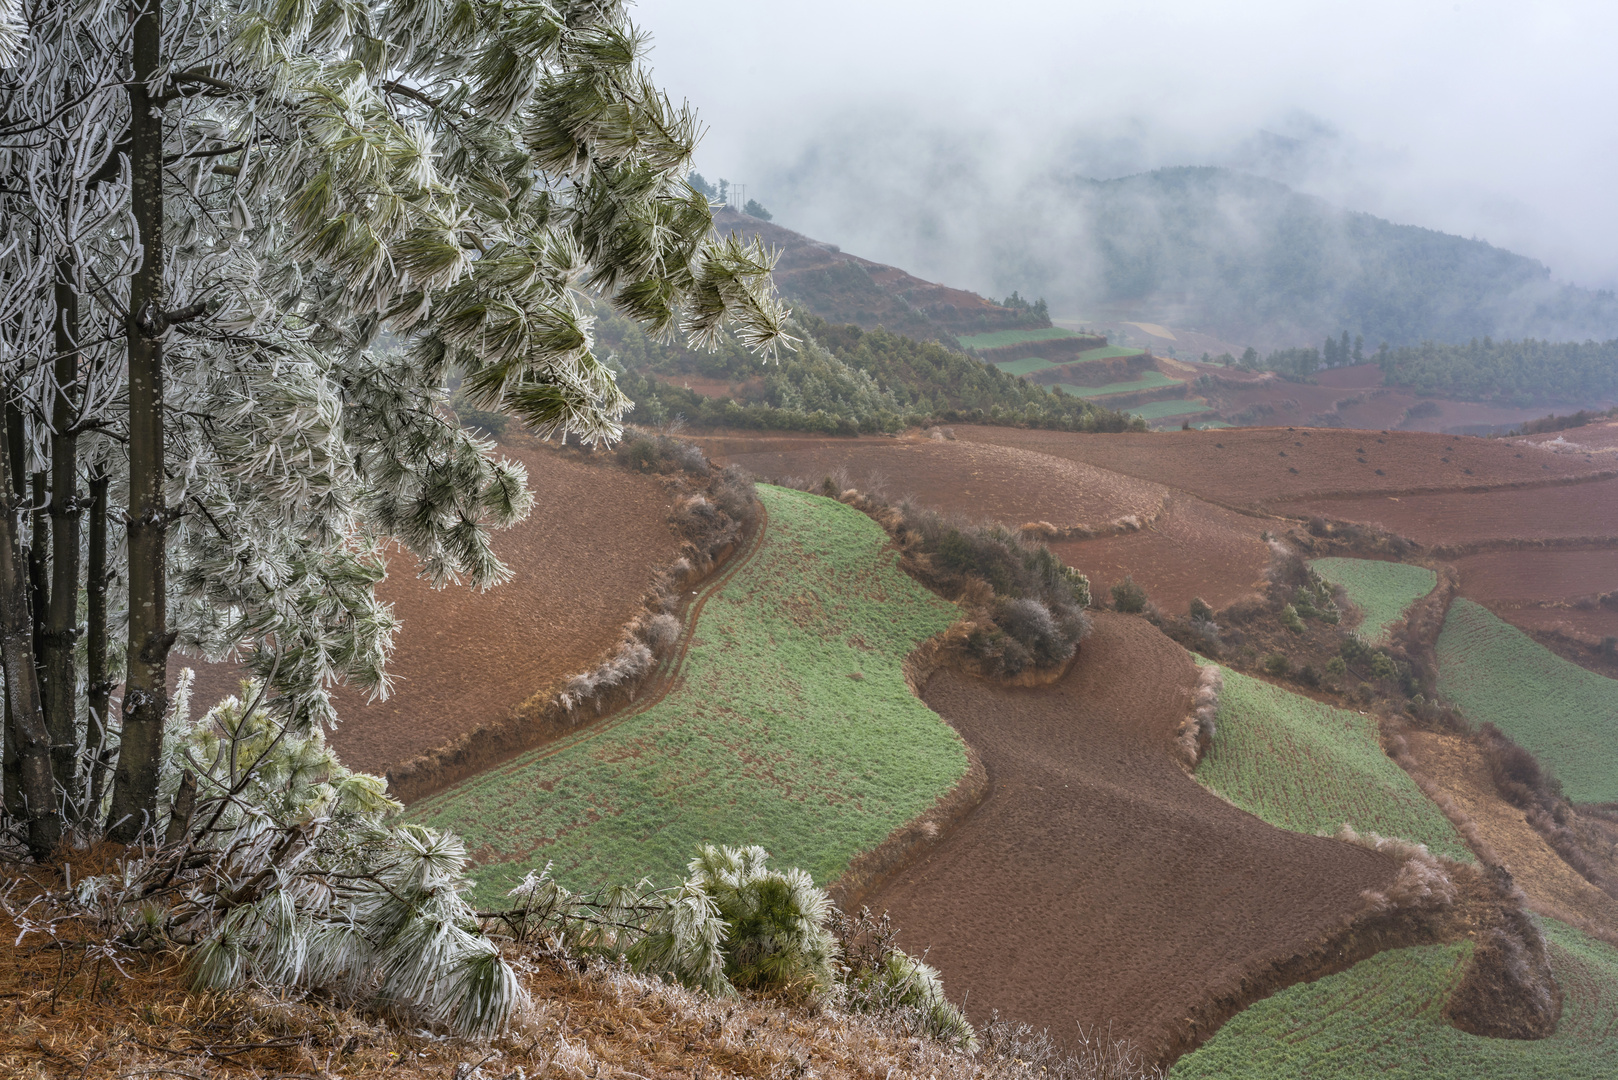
[184, 443, 685, 778]
[866, 613, 1400, 1063]
[711, 207, 1039, 341]
[951, 426, 1610, 509]
[700, 432, 1271, 615]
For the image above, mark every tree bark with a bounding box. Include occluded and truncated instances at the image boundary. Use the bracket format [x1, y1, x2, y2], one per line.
[0, 400, 62, 859]
[106, 0, 172, 843]
[0, 403, 23, 822]
[86, 469, 112, 813]
[45, 262, 82, 816]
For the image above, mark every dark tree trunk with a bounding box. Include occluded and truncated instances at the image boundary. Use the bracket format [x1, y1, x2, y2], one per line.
[106, 0, 172, 843]
[85, 469, 112, 813]
[0, 400, 62, 859]
[45, 263, 82, 816]
[0, 403, 23, 822]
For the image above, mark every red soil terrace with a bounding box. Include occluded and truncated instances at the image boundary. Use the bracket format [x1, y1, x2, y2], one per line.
[867, 614, 1397, 1062]
[952, 425, 1608, 508]
[184, 445, 684, 777]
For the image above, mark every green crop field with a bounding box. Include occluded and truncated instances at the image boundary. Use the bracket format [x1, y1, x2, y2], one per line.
[1170, 919, 1618, 1078]
[992, 356, 1058, 376]
[1436, 599, 1618, 805]
[1131, 399, 1213, 420]
[1074, 344, 1146, 362]
[958, 327, 1079, 349]
[1196, 664, 1470, 860]
[1311, 558, 1437, 645]
[1055, 371, 1185, 399]
[411, 486, 968, 905]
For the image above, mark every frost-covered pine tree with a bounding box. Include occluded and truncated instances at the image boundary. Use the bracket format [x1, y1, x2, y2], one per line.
[0, 0, 789, 856]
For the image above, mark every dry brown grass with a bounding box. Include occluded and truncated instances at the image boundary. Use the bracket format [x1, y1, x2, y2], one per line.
[0, 872, 1159, 1080]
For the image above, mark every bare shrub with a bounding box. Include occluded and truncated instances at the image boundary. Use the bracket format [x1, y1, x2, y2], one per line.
[1176, 664, 1223, 768]
[1110, 576, 1148, 613]
[638, 613, 682, 655]
[884, 500, 1092, 676]
[1335, 825, 1458, 915]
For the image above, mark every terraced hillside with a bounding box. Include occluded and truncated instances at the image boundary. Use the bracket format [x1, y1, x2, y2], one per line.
[412, 485, 969, 904]
[1196, 665, 1470, 861]
[1436, 599, 1618, 805]
[864, 615, 1400, 1063]
[1171, 921, 1618, 1079]
[1311, 558, 1438, 645]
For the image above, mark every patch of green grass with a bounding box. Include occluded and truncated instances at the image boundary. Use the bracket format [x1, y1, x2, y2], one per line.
[1310, 558, 1437, 646]
[1196, 665, 1470, 860]
[1132, 399, 1213, 420]
[1436, 599, 1618, 804]
[1074, 344, 1146, 362]
[1170, 919, 1618, 1078]
[992, 356, 1058, 376]
[412, 486, 967, 905]
[1054, 371, 1185, 399]
[958, 327, 1079, 349]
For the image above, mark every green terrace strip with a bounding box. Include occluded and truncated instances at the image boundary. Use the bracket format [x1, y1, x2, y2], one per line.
[1195, 664, 1471, 861]
[992, 356, 1059, 376]
[1131, 399, 1214, 421]
[1055, 371, 1185, 399]
[1074, 344, 1147, 362]
[1311, 558, 1438, 646]
[1170, 920, 1618, 1078]
[1436, 599, 1618, 805]
[411, 485, 968, 907]
[957, 327, 1080, 349]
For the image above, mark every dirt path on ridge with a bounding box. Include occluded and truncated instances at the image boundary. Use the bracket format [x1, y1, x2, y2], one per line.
[864, 613, 1399, 1062]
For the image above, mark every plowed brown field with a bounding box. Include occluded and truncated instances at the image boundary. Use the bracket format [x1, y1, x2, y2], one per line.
[1295, 477, 1618, 548]
[864, 614, 1398, 1059]
[185, 445, 684, 776]
[953, 426, 1607, 507]
[699, 434, 1168, 528]
[1049, 494, 1270, 612]
[699, 433, 1269, 614]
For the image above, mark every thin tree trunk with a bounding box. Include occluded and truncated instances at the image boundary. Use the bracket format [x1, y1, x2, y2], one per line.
[1, 667, 20, 820]
[0, 403, 23, 822]
[28, 472, 47, 662]
[0, 400, 62, 859]
[45, 263, 82, 816]
[85, 469, 111, 813]
[106, 0, 172, 842]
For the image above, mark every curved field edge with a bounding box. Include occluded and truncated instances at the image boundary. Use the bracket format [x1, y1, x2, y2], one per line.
[1436, 598, 1618, 805]
[1195, 663, 1471, 861]
[1169, 918, 1618, 1078]
[411, 485, 968, 906]
[1310, 557, 1438, 645]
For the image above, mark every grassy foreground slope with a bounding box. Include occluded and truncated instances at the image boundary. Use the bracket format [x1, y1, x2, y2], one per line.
[1436, 599, 1618, 804]
[413, 486, 967, 905]
[1196, 665, 1470, 860]
[1311, 558, 1437, 645]
[1170, 919, 1618, 1078]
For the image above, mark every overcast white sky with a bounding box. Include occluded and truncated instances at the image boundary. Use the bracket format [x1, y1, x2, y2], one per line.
[637, 0, 1618, 292]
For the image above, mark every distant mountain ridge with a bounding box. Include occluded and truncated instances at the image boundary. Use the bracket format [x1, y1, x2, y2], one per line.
[1052, 167, 1618, 348]
[709, 207, 1045, 343]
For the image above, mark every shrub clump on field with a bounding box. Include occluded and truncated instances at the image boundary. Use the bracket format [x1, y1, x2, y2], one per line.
[890, 500, 1091, 675]
[1110, 576, 1149, 614]
[1176, 664, 1223, 768]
